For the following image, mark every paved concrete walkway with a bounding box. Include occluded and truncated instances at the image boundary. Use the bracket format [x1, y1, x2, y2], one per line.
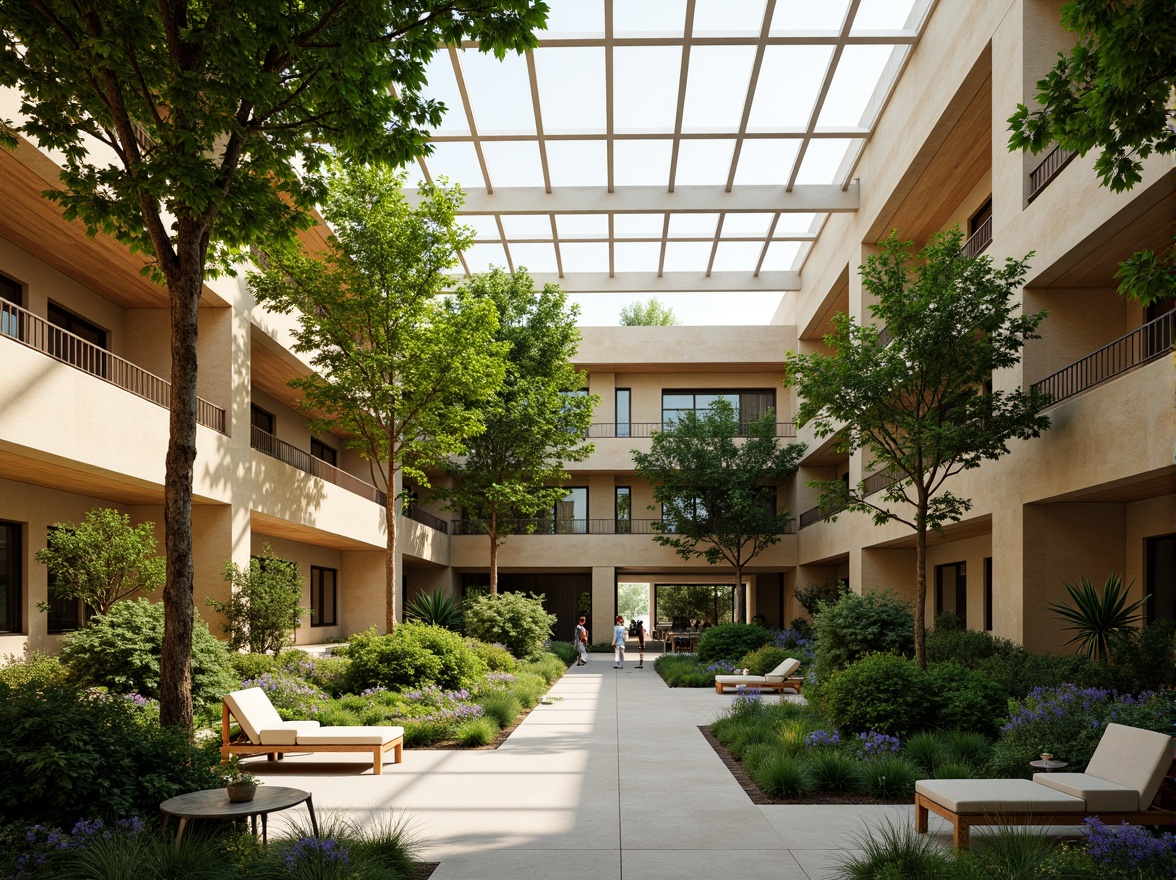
[248, 651, 944, 880]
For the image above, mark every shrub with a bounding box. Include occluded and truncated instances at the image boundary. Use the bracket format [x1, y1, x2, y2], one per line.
[229, 651, 281, 681]
[737, 645, 794, 675]
[749, 753, 814, 798]
[696, 622, 774, 663]
[239, 671, 327, 717]
[1084, 816, 1176, 877]
[60, 598, 237, 708]
[820, 653, 929, 738]
[467, 639, 518, 673]
[654, 654, 717, 687]
[479, 691, 523, 728]
[939, 730, 992, 769]
[207, 546, 306, 654]
[931, 760, 974, 779]
[976, 650, 1112, 700]
[933, 611, 965, 631]
[807, 750, 860, 792]
[403, 588, 464, 631]
[454, 717, 498, 747]
[793, 581, 847, 616]
[853, 755, 921, 799]
[1107, 619, 1176, 694]
[0, 678, 222, 828]
[545, 640, 576, 667]
[925, 626, 1020, 666]
[813, 590, 914, 683]
[0, 651, 67, 689]
[789, 617, 814, 640]
[924, 662, 1006, 738]
[741, 742, 776, 775]
[462, 592, 556, 659]
[519, 652, 566, 685]
[903, 732, 945, 775]
[835, 817, 953, 880]
[343, 624, 488, 692]
[504, 669, 549, 708]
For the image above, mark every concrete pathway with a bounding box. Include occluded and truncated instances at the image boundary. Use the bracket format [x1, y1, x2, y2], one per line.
[247, 650, 958, 880]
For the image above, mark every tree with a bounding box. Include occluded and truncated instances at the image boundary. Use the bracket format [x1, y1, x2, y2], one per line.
[35, 507, 165, 615]
[251, 162, 506, 632]
[207, 546, 307, 655]
[632, 398, 804, 623]
[785, 230, 1052, 669]
[435, 267, 595, 593]
[1007, 0, 1175, 305]
[0, 0, 546, 730]
[619, 297, 680, 326]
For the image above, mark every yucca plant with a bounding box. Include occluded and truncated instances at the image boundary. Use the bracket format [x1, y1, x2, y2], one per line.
[1048, 573, 1148, 664]
[403, 588, 464, 631]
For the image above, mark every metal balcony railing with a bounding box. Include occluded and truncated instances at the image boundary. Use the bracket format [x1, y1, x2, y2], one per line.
[1030, 312, 1174, 407]
[251, 426, 388, 506]
[452, 517, 797, 536]
[960, 216, 992, 259]
[1027, 144, 1078, 203]
[1, 299, 227, 433]
[588, 421, 797, 439]
[406, 504, 448, 534]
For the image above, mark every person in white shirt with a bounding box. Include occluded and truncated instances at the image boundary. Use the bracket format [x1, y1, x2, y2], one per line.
[612, 615, 626, 669]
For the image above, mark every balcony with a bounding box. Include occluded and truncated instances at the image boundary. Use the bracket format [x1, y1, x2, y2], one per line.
[960, 216, 992, 259]
[452, 517, 797, 536]
[251, 426, 387, 506]
[1031, 312, 1174, 407]
[588, 422, 797, 439]
[1, 299, 226, 432]
[799, 500, 846, 529]
[406, 504, 448, 534]
[1027, 144, 1078, 203]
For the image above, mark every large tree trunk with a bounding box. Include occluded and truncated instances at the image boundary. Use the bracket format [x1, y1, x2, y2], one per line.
[158, 255, 202, 732]
[385, 474, 397, 633]
[488, 508, 499, 595]
[914, 511, 928, 670]
[733, 565, 744, 623]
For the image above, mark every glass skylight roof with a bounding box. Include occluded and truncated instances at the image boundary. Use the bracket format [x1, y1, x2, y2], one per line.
[413, 0, 935, 296]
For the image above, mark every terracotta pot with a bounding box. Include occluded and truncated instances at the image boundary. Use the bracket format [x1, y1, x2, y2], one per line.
[226, 783, 258, 803]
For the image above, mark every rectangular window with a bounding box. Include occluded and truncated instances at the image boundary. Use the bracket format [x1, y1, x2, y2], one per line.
[615, 487, 631, 534]
[935, 561, 967, 627]
[310, 438, 337, 467]
[250, 404, 275, 435]
[45, 525, 88, 633]
[48, 301, 108, 376]
[554, 487, 587, 534]
[615, 389, 631, 438]
[310, 566, 337, 627]
[0, 521, 21, 633]
[661, 389, 775, 434]
[969, 198, 993, 236]
[1145, 534, 1175, 624]
[984, 557, 993, 631]
[1, 273, 22, 340]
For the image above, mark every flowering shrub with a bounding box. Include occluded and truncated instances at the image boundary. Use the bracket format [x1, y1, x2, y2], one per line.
[400, 684, 485, 723]
[15, 818, 146, 873]
[856, 730, 901, 757]
[240, 672, 327, 717]
[732, 686, 763, 708]
[285, 836, 350, 878]
[1085, 816, 1176, 876]
[804, 729, 841, 749]
[991, 685, 1173, 776]
[705, 660, 738, 673]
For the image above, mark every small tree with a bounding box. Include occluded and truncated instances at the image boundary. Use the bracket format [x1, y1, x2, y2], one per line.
[793, 581, 848, 617]
[632, 399, 805, 623]
[786, 230, 1052, 669]
[619, 297, 681, 326]
[462, 591, 556, 659]
[251, 163, 507, 630]
[207, 547, 307, 655]
[35, 508, 165, 615]
[435, 268, 596, 593]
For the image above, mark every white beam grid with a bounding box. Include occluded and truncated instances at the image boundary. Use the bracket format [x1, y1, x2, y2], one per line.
[413, 0, 935, 294]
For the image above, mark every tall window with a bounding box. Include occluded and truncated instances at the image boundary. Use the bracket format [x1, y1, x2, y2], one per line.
[615, 487, 631, 534]
[935, 561, 967, 626]
[310, 566, 337, 627]
[1, 272, 21, 339]
[48, 301, 107, 375]
[969, 198, 992, 236]
[1146, 534, 1175, 624]
[45, 526, 88, 633]
[0, 521, 21, 633]
[251, 404, 275, 435]
[983, 557, 993, 631]
[661, 389, 775, 433]
[554, 487, 587, 534]
[615, 388, 631, 438]
[310, 438, 337, 467]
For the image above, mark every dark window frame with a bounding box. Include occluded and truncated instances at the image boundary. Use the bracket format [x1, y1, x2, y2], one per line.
[615, 486, 631, 533]
[250, 404, 275, 435]
[310, 437, 337, 467]
[44, 525, 92, 634]
[47, 300, 108, 350]
[310, 566, 337, 627]
[969, 198, 993, 237]
[0, 521, 21, 634]
[1145, 533, 1176, 624]
[934, 561, 967, 627]
[0, 273, 22, 341]
[615, 388, 631, 438]
[983, 556, 993, 631]
[661, 388, 776, 430]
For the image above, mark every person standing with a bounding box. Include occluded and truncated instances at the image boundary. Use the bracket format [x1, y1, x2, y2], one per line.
[613, 615, 626, 669]
[574, 616, 589, 666]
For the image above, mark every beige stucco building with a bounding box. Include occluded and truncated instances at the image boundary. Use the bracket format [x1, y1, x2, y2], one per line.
[1, 0, 1172, 657]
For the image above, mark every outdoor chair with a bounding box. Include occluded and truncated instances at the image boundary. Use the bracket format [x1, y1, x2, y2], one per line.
[714, 658, 803, 694]
[221, 687, 404, 775]
[914, 722, 1175, 848]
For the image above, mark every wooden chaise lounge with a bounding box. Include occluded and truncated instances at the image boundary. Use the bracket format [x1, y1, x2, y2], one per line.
[221, 687, 404, 775]
[714, 658, 803, 694]
[915, 722, 1175, 848]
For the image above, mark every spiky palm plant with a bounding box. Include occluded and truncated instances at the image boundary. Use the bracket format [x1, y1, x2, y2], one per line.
[403, 588, 464, 632]
[1048, 573, 1149, 664]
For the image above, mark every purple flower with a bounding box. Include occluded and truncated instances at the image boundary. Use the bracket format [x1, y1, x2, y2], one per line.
[805, 730, 840, 749]
[285, 836, 349, 872]
[857, 730, 901, 756]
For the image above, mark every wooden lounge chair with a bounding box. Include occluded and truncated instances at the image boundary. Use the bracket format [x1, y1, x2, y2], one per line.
[914, 722, 1175, 848]
[221, 687, 404, 775]
[714, 658, 803, 694]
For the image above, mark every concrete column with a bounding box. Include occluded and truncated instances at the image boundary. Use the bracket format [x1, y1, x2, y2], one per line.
[341, 550, 386, 637]
[591, 565, 615, 645]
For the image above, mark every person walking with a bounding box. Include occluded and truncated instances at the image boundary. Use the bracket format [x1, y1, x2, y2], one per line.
[574, 616, 589, 666]
[613, 615, 626, 669]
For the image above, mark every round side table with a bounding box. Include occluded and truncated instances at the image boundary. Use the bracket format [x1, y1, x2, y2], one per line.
[1028, 759, 1068, 773]
[160, 786, 318, 848]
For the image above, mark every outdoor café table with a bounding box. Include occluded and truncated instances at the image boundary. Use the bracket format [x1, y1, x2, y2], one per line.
[160, 786, 318, 848]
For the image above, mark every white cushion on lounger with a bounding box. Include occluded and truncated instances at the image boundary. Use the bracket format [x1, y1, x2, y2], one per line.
[257, 721, 322, 746]
[297, 725, 405, 746]
[1031, 773, 1140, 812]
[1083, 722, 1173, 810]
[715, 674, 768, 686]
[915, 779, 1085, 813]
[225, 687, 285, 744]
[763, 658, 802, 682]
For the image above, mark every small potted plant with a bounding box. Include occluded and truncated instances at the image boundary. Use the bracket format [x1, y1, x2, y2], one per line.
[222, 755, 262, 802]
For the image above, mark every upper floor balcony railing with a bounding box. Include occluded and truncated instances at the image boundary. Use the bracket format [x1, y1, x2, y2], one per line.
[1027, 144, 1078, 203]
[406, 504, 448, 534]
[452, 517, 797, 536]
[588, 421, 797, 439]
[2, 299, 227, 433]
[1030, 311, 1174, 407]
[799, 499, 847, 529]
[960, 216, 992, 259]
[251, 426, 387, 507]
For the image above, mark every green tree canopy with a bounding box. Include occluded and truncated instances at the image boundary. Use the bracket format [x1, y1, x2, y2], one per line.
[250, 163, 507, 631]
[619, 297, 681, 326]
[435, 267, 596, 593]
[785, 230, 1052, 668]
[0, 0, 546, 730]
[632, 399, 804, 623]
[35, 508, 165, 615]
[208, 546, 307, 655]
